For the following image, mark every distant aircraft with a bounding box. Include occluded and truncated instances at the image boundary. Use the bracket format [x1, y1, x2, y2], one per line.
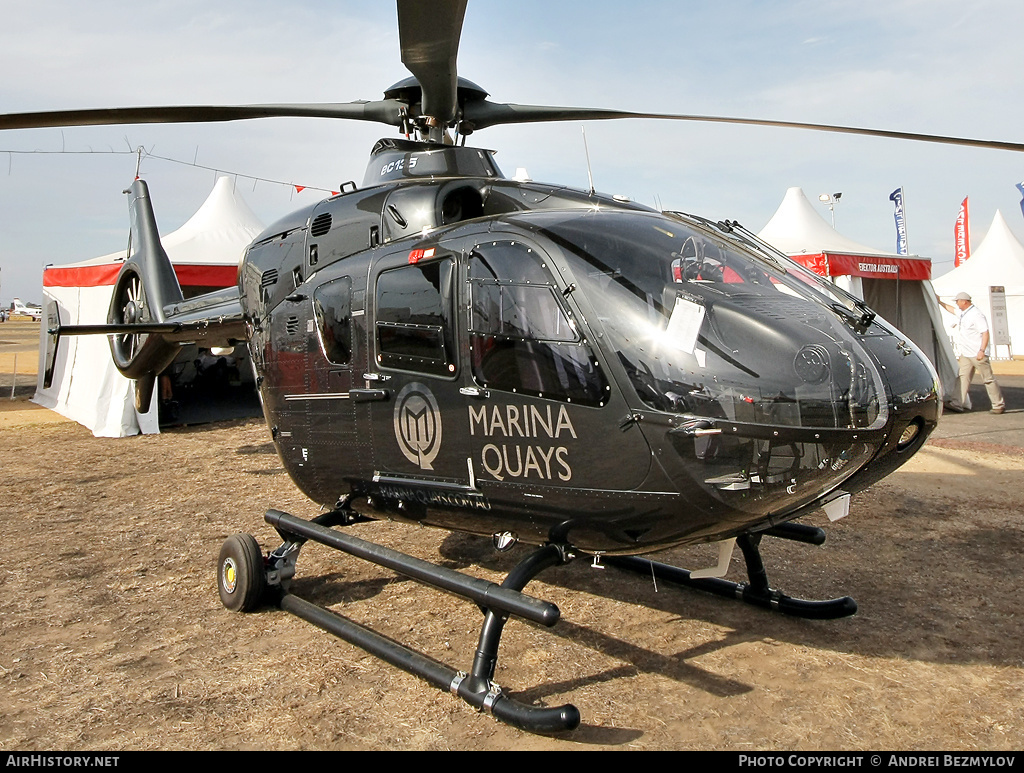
[10, 298, 43, 321]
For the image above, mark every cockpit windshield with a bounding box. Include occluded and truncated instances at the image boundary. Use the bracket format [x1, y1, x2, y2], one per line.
[522, 210, 887, 431]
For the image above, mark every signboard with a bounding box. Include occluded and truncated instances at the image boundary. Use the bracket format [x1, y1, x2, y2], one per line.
[790, 252, 931, 281]
[989, 285, 1012, 356]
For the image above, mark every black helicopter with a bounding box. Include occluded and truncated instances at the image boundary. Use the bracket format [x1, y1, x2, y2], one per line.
[7, 0, 1019, 733]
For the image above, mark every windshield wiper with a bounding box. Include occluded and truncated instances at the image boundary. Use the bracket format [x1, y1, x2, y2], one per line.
[830, 301, 876, 333]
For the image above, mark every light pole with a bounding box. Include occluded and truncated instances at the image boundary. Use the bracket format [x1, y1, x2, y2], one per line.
[818, 192, 842, 228]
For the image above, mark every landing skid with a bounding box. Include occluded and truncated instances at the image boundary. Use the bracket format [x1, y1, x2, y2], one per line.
[216, 512, 853, 734]
[606, 524, 857, 620]
[220, 507, 581, 733]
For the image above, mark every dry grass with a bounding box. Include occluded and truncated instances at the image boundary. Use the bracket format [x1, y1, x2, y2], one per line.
[1, 319, 1022, 749]
[0, 417, 1022, 750]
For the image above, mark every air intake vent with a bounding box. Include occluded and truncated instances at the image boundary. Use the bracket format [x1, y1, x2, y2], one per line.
[286, 316, 300, 336]
[261, 269, 279, 288]
[310, 213, 333, 238]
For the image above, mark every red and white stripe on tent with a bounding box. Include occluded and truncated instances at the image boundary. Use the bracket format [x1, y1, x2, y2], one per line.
[790, 251, 931, 281]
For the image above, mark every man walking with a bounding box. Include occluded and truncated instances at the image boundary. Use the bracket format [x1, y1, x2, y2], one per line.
[937, 292, 1005, 414]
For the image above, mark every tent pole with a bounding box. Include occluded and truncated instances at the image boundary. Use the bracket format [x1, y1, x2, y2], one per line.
[896, 267, 902, 328]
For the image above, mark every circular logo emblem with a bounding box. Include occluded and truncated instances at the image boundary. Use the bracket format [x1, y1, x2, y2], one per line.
[393, 382, 442, 470]
[794, 344, 830, 384]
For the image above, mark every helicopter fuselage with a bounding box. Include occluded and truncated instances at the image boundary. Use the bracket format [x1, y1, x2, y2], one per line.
[18, 0, 994, 731]
[235, 140, 939, 555]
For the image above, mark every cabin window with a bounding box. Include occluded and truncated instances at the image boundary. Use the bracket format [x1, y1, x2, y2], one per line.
[468, 240, 608, 406]
[313, 276, 353, 365]
[375, 258, 456, 377]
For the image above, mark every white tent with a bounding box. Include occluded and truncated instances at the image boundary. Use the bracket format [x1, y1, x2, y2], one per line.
[933, 210, 1024, 357]
[33, 176, 264, 436]
[758, 187, 958, 399]
[759, 187, 892, 258]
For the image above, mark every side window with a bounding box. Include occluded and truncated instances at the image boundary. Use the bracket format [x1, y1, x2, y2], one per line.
[469, 241, 609, 406]
[472, 283, 578, 342]
[313, 276, 352, 365]
[375, 258, 456, 377]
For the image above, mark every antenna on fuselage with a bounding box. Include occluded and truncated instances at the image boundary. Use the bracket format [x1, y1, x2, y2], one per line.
[581, 126, 596, 196]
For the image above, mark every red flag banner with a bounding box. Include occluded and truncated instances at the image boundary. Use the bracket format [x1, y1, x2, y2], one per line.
[954, 197, 971, 267]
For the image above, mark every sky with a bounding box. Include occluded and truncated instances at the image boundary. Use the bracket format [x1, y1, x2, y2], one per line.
[2, 0, 1024, 304]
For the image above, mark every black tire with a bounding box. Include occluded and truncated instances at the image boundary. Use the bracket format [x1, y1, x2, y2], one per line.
[218, 533, 266, 612]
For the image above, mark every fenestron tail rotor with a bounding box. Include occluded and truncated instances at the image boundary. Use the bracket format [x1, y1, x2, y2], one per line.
[114, 273, 147, 363]
[103, 181, 183, 409]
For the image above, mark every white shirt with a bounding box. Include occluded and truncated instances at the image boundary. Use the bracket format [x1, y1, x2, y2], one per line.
[953, 304, 990, 358]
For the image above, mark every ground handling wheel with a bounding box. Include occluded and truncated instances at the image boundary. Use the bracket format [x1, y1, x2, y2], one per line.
[218, 533, 267, 612]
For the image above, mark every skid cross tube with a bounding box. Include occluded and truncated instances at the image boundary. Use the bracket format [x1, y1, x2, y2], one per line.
[606, 531, 857, 620]
[266, 509, 559, 625]
[265, 509, 580, 732]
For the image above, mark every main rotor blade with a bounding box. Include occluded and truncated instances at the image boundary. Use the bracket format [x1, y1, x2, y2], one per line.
[462, 102, 1024, 153]
[0, 101, 406, 131]
[397, 0, 467, 123]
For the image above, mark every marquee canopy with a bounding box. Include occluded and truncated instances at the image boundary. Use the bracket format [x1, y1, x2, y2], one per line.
[933, 209, 1024, 356]
[41, 175, 262, 291]
[757, 186, 956, 400]
[33, 176, 264, 436]
[758, 187, 931, 280]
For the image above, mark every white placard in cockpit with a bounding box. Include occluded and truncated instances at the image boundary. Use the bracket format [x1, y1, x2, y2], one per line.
[665, 296, 706, 354]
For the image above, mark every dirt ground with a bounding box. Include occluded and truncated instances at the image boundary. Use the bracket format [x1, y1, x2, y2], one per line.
[1, 320, 1022, 751]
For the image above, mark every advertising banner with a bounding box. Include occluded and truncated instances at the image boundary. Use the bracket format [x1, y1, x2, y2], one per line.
[954, 197, 971, 267]
[889, 187, 908, 255]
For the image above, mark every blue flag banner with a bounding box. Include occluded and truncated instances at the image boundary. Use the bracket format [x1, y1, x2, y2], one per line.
[1016, 182, 1024, 221]
[889, 187, 908, 255]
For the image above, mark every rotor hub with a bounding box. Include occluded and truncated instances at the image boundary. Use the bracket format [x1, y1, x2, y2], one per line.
[384, 75, 490, 141]
[383, 75, 488, 109]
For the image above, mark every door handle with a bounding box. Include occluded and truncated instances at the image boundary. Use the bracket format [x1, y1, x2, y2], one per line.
[460, 386, 490, 398]
[349, 388, 390, 403]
